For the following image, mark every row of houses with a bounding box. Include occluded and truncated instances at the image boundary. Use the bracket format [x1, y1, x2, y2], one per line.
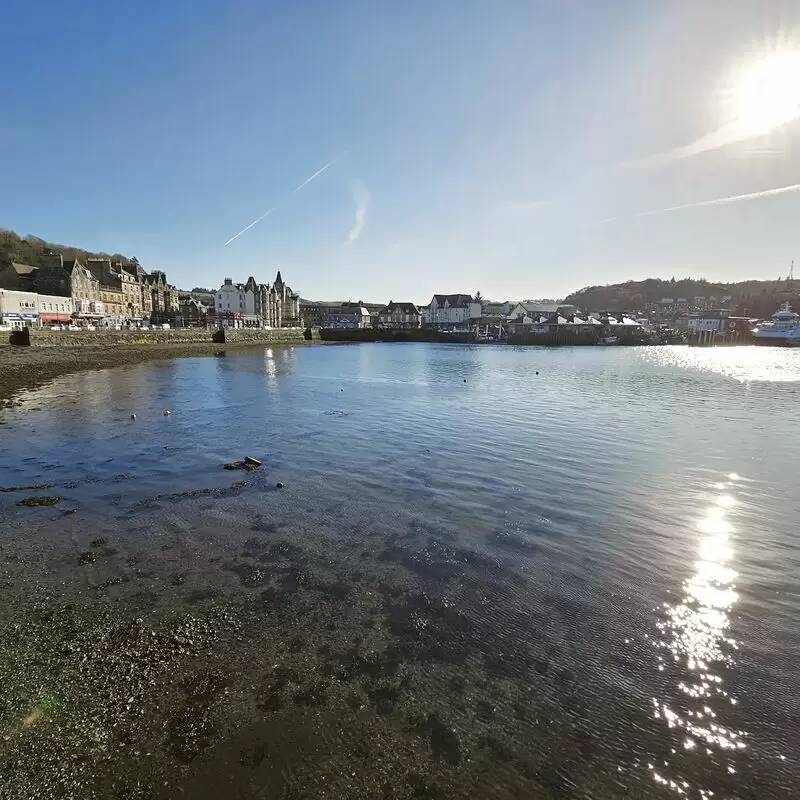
[296, 296, 591, 331]
[0, 253, 180, 327]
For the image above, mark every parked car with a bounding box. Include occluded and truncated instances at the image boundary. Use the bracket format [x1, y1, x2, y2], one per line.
[86, 325, 96, 331]
[161, 323, 171, 330]
[49, 325, 63, 331]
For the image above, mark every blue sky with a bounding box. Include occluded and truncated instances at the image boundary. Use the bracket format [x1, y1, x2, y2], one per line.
[3, 0, 800, 301]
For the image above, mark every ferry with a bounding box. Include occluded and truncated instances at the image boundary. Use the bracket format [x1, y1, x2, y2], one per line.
[752, 303, 800, 346]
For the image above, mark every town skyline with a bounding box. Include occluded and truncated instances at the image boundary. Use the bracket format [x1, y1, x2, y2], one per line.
[2, 2, 800, 300]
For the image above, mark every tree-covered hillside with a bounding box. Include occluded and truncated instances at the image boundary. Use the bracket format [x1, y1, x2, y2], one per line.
[0, 229, 136, 270]
[564, 276, 798, 318]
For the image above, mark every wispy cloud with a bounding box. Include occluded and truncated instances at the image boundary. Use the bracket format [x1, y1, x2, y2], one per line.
[599, 181, 800, 224]
[346, 179, 370, 245]
[223, 152, 346, 246]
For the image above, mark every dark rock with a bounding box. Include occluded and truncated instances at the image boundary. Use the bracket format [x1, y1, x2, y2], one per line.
[77, 551, 96, 565]
[224, 459, 260, 471]
[18, 496, 61, 507]
[422, 713, 461, 765]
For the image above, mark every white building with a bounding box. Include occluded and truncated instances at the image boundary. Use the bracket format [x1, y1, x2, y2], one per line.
[213, 272, 301, 328]
[215, 278, 246, 323]
[0, 290, 74, 329]
[426, 294, 482, 329]
[36, 293, 74, 326]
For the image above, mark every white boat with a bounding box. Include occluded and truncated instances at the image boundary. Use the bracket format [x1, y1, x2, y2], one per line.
[752, 303, 800, 345]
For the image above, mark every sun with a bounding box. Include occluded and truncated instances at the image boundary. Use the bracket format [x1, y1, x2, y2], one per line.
[728, 49, 800, 136]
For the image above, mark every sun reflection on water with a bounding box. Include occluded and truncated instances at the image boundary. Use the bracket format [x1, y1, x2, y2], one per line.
[651, 478, 746, 795]
[642, 346, 800, 383]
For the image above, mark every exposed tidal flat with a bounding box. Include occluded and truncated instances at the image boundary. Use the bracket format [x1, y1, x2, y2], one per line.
[0, 343, 798, 799]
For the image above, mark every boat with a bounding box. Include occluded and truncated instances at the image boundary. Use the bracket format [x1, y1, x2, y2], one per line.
[752, 303, 800, 346]
[596, 335, 618, 345]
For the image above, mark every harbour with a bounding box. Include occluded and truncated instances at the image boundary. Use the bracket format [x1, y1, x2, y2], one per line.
[0, 343, 797, 798]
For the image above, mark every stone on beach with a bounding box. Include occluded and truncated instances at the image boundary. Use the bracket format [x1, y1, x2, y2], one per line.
[224, 457, 262, 471]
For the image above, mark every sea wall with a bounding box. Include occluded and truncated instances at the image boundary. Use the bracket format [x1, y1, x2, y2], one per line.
[11, 327, 312, 348]
[211, 327, 312, 344]
[319, 328, 474, 343]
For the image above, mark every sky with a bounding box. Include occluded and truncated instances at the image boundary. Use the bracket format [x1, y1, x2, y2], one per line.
[2, 0, 800, 302]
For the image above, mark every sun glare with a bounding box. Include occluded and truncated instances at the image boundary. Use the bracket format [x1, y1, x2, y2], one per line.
[729, 49, 800, 136]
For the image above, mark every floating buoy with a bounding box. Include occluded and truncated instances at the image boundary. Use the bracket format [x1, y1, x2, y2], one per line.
[163, 409, 171, 416]
[276, 481, 284, 489]
[535, 371, 539, 375]
[463, 379, 467, 383]
[130, 413, 136, 420]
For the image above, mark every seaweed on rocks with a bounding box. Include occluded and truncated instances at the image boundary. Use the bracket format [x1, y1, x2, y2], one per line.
[17, 495, 61, 507]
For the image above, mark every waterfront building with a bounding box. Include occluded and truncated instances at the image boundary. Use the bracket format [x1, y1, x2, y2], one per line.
[212, 272, 301, 328]
[426, 294, 482, 329]
[377, 301, 421, 329]
[36, 293, 74, 326]
[0, 262, 37, 293]
[37, 253, 72, 297]
[0, 289, 40, 329]
[119, 267, 142, 321]
[322, 302, 372, 329]
[142, 270, 180, 324]
[0, 289, 73, 328]
[180, 297, 208, 327]
[87, 258, 126, 323]
[299, 301, 336, 328]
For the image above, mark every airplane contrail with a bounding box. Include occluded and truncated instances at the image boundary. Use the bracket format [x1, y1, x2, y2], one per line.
[223, 207, 275, 247]
[223, 151, 346, 246]
[292, 152, 346, 193]
[600, 181, 800, 224]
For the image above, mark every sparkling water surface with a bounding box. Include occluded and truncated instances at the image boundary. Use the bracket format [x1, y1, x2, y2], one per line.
[0, 344, 797, 798]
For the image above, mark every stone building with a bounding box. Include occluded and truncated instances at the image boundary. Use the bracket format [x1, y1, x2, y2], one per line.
[87, 258, 125, 322]
[212, 271, 301, 328]
[65, 258, 101, 318]
[37, 252, 72, 297]
[377, 301, 421, 329]
[179, 297, 208, 327]
[144, 270, 180, 322]
[0, 262, 37, 293]
[118, 267, 141, 320]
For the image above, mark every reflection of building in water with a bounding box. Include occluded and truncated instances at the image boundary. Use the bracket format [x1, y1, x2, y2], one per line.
[650, 477, 746, 797]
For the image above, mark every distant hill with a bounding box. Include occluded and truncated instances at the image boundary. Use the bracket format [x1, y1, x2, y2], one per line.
[0, 229, 136, 271]
[564, 276, 799, 318]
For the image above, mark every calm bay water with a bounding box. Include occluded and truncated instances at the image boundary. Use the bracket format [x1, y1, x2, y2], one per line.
[0, 343, 798, 798]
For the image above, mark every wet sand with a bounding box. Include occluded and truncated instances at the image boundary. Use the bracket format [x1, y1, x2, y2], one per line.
[0, 342, 297, 406]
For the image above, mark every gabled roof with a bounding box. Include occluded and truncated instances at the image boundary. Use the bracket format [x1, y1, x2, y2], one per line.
[11, 262, 36, 275]
[432, 293, 473, 308]
[383, 301, 419, 314]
